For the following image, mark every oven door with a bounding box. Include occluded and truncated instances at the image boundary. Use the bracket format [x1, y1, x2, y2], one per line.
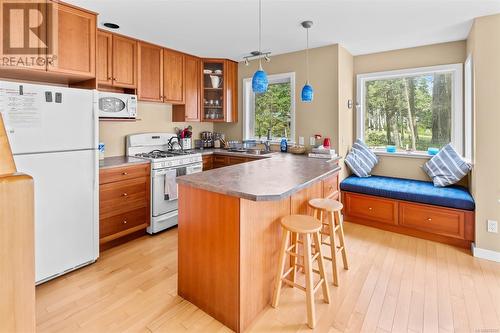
[151, 162, 202, 217]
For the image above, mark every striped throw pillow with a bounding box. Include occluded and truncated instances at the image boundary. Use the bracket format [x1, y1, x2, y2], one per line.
[422, 144, 472, 187]
[352, 139, 378, 168]
[345, 139, 379, 177]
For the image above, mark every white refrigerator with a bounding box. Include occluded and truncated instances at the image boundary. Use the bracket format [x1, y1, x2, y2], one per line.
[0, 81, 99, 284]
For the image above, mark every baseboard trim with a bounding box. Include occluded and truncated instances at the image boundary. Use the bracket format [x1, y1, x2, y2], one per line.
[471, 243, 500, 263]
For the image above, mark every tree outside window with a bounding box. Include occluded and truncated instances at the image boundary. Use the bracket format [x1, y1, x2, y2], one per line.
[243, 72, 295, 141]
[254, 82, 292, 139]
[359, 65, 462, 153]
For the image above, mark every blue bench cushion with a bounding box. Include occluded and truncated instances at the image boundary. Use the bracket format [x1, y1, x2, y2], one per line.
[340, 175, 475, 211]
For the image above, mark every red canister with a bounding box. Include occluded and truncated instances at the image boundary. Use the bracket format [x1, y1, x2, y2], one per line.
[323, 137, 331, 149]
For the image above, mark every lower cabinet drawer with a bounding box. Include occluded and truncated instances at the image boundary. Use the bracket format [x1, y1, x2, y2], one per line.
[344, 192, 397, 225]
[323, 174, 339, 198]
[399, 203, 465, 239]
[227, 156, 246, 165]
[100, 208, 149, 239]
[213, 155, 228, 168]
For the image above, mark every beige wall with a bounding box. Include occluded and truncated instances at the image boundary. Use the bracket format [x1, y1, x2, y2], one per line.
[215, 44, 341, 151]
[466, 15, 500, 253]
[99, 102, 213, 157]
[337, 45, 354, 180]
[353, 41, 467, 181]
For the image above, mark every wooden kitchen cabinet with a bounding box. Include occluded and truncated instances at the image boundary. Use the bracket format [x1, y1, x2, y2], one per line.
[138, 42, 163, 102]
[173, 55, 201, 121]
[99, 163, 150, 251]
[202, 59, 238, 123]
[96, 30, 113, 85]
[322, 173, 339, 200]
[0, 1, 97, 83]
[202, 155, 213, 170]
[163, 49, 185, 104]
[113, 35, 137, 88]
[97, 30, 137, 89]
[47, 2, 96, 77]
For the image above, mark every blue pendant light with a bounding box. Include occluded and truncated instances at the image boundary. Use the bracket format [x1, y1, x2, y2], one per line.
[252, 0, 268, 93]
[301, 20, 314, 103]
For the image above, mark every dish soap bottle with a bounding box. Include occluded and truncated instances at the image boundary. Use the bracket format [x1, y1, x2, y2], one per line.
[280, 130, 288, 152]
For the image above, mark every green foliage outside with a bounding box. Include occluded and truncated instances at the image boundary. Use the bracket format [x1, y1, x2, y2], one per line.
[254, 82, 291, 139]
[365, 73, 452, 151]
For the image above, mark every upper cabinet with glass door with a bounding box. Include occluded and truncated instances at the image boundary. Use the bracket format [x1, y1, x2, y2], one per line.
[202, 59, 238, 122]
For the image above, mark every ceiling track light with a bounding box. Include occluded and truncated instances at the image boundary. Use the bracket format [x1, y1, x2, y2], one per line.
[243, 51, 272, 66]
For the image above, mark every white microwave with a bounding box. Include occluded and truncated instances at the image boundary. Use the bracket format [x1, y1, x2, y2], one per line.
[98, 92, 137, 119]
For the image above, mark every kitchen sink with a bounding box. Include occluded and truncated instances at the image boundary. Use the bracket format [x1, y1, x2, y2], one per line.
[245, 149, 274, 155]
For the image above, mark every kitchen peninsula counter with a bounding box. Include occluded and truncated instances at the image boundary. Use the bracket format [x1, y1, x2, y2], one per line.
[177, 153, 340, 201]
[177, 153, 341, 332]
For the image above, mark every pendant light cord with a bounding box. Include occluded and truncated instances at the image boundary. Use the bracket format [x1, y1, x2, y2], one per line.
[306, 27, 309, 84]
[258, 0, 263, 70]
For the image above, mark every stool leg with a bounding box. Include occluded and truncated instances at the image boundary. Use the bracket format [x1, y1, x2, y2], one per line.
[272, 229, 290, 308]
[313, 231, 330, 304]
[335, 211, 349, 270]
[303, 233, 316, 328]
[328, 211, 339, 286]
[290, 231, 298, 285]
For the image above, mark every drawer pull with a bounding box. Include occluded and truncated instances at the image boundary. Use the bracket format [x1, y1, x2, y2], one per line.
[427, 218, 432, 222]
[368, 207, 373, 211]
[123, 220, 127, 224]
[122, 172, 128, 175]
[122, 193, 128, 197]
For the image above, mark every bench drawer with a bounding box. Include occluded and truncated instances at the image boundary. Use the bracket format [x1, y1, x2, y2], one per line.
[399, 203, 465, 239]
[344, 192, 397, 225]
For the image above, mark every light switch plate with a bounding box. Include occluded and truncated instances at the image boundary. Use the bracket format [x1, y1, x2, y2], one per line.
[487, 220, 498, 233]
[310, 137, 316, 146]
[298, 136, 304, 145]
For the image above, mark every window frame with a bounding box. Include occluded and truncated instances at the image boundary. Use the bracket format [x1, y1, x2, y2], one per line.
[242, 72, 296, 142]
[356, 63, 464, 156]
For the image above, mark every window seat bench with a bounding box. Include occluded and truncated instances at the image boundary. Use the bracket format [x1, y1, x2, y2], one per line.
[340, 175, 475, 248]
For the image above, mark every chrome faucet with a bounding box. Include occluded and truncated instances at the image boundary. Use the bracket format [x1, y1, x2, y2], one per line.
[263, 128, 271, 152]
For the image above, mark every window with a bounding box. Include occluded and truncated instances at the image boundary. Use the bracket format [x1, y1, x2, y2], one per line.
[243, 72, 295, 141]
[356, 64, 463, 155]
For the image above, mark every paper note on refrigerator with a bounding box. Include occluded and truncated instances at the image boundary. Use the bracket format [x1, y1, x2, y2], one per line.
[1, 86, 42, 128]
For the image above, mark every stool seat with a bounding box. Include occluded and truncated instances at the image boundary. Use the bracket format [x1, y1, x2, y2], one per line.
[281, 215, 322, 234]
[309, 198, 343, 212]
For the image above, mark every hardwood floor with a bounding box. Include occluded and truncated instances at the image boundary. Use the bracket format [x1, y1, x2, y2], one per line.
[36, 222, 500, 332]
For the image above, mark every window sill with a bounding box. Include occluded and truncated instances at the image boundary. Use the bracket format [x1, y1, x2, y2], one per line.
[371, 149, 432, 159]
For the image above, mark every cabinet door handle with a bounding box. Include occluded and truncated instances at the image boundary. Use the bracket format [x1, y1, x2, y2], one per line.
[123, 220, 127, 224]
[368, 207, 373, 211]
[122, 172, 128, 175]
[122, 193, 128, 197]
[427, 218, 432, 222]
[107, 77, 112, 80]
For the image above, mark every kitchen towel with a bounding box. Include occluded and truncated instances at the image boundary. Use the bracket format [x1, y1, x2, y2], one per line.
[164, 169, 178, 201]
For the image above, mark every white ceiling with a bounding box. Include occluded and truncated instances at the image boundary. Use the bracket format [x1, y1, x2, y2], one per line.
[67, 0, 500, 60]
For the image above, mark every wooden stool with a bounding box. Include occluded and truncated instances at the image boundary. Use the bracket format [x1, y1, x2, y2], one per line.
[272, 215, 330, 329]
[308, 198, 349, 286]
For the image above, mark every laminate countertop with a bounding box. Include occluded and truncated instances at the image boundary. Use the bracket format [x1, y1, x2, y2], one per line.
[195, 148, 276, 159]
[177, 153, 341, 201]
[99, 156, 150, 169]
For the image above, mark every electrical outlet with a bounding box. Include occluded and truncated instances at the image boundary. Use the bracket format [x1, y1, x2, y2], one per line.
[298, 136, 304, 145]
[310, 137, 316, 146]
[487, 220, 498, 233]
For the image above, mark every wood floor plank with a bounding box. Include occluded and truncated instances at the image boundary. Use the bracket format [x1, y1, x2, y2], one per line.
[35, 223, 500, 333]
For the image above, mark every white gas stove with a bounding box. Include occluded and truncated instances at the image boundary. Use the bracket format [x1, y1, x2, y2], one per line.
[126, 133, 203, 234]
